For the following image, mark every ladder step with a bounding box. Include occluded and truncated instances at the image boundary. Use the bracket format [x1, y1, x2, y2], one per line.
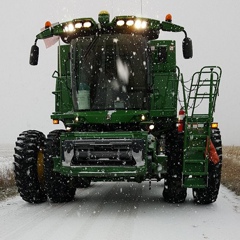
[188, 118, 210, 122]
[186, 146, 205, 151]
[192, 79, 219, 82]
[183, 177, 207, 188]
[192, 114, 210, 118]
[184, 159, 206, 163]
[183, 172, 208, 176]
[183, 67, 221, 189]
[187, 134, 207, 139]
[189, 95, 217, 98]
[191, 83, 218, 87]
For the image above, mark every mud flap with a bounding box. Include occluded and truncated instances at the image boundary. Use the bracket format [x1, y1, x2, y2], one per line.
[205, 137, 220, 164]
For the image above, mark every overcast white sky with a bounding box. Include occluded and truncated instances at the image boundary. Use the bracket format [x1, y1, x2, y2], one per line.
[0, 0, 239, 145]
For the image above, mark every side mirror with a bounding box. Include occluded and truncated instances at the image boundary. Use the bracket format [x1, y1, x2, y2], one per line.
[182, 37, 193, 59]
[29, 45, 39, 65]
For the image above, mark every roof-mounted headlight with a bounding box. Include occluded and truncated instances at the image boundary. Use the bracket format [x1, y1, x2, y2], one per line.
[64, 20, 92, 32]
[64, 23, 75, 32]
[83, 21, 92, 28]
[141, 21, 147, 29]
[126, 20, 134, 26]
[116, 20, 125, 26]
[75, 22, 82, 28]
[135, 20, 147, 29]
[134, 20, 142, 29]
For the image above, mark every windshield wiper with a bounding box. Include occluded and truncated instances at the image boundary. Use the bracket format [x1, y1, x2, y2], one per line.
[84, 35, 99, 59]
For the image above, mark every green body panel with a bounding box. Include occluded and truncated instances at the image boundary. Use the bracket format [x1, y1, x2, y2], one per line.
[149, 40, 179, 117]
[52, 45, 72, 114]
[160, 21, 184, 32]
[150, 40, 176, 72]
[58, 45, 71, 76]
[51, 40, 179, 123]
[52, 110, 149, 125]
[52, 77, 72, 114]
[52, 131, 167, 179]
[53, 162, 146, 180]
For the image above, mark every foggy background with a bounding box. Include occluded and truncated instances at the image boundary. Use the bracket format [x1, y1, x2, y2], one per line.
[0, 0, 239, 145]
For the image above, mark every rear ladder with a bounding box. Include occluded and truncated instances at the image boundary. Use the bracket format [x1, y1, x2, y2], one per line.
[181, 66, 222, 188]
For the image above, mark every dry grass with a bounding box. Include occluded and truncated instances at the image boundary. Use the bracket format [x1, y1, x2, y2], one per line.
[221, 146, 240, 195]
[0, 168, 16, 188]
[0, 144, 16, 190]
[0, 169, 17, 201]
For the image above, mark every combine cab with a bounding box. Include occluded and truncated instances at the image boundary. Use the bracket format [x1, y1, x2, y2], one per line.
[14, 11, 222, 204]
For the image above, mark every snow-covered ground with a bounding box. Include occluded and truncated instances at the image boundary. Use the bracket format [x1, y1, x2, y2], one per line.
[1, 144, 240, 240]
[1, 182, 240, 240]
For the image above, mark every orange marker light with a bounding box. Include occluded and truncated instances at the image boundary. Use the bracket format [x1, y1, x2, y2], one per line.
[165, 14, 172, 22]
[211, 122, 218, 129]
[53, 119, 59, 124]
[45, 21, 52, 29]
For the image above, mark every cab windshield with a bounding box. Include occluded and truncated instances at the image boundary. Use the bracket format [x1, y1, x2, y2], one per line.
[71, 34, 149, 110]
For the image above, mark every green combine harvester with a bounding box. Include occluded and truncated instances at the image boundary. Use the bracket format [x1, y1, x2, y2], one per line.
[14, 11, 222, 204]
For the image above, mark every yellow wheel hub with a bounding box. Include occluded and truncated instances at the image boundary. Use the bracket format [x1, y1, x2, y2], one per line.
[37, 148, 44, 184]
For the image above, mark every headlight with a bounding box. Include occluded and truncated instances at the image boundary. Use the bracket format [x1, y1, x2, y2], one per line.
[75, 22, 82, 28]
[64, 23, 75, 32]
[116, 19, 147, 29]
[134, 20, 147, 29]
[149, 124, 155, 130]
[126, 20, 134, 26]
[141, 115, 146, 121]
[134, 20, 142, 29]
[141, 21, 147, 29]
[64, 21, 92, 32]
[75, 116, 79, 122]
[117, 20, 125, 26]
[83, 21, 92, 28]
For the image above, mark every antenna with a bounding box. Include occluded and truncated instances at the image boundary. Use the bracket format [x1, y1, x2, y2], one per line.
[111, 0, 113, 17]
[141, 0, 142, 16]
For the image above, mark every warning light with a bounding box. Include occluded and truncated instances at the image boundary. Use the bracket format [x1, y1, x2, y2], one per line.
[53, 119, 59, 124]
[45, 21, 52, 29]
[165, 14, 172, 22]
[98, 10, 110, 25]
[211, 122, 218, 129]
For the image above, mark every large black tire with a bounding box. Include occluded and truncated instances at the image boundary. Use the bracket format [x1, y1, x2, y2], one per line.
[193, 128, 222, 204]
[14, 130, 47, 203]
[44, 130, 76, 203]
[163, 131, 187, 203]
[75, 178, 92, 188]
